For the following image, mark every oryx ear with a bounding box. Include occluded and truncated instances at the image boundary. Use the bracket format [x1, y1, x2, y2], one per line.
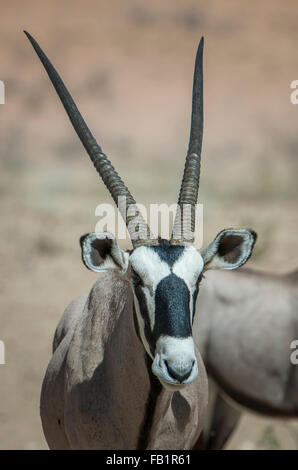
[80, 232, 129, 273]
[201, 228, 257, 271]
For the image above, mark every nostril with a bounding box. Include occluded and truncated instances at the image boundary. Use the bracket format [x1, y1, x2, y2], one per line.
[165, 360, 194, 383]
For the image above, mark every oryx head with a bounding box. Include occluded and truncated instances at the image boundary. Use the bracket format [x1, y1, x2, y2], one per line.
[26, 33, 257, 390]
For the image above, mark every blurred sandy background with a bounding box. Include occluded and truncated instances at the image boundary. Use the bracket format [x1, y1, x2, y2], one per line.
[1, 0, 298, 449]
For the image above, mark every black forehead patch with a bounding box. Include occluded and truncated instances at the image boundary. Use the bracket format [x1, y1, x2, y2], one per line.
[151, 241, 185, 267]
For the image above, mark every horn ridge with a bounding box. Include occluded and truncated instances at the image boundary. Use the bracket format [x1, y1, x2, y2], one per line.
[171, 37, 204, 245]
[24, 31, 154, 248]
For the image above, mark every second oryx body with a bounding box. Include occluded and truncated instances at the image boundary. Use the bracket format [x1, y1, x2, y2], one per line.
[25, 32, 257, 449]
[194, 268, 298, 449]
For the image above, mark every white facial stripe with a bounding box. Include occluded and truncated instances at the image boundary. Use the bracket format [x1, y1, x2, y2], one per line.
[189, 295, 194, 325]
[142, 287, 155, 331]
[130, 246, 171, 286]
[172, 247, 203, 324]
[133, 291, 154, 360]
[172, 246, 204, 288]
[130, 247, 171, 331]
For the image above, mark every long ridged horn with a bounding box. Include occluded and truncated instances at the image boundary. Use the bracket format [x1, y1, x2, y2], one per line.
[171, 37, 204, 245]
[24, 31, 156, 249]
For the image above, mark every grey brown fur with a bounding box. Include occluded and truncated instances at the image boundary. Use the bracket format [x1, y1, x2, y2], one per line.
[194, 268, 298, 449]
[41, 272, 208, 449]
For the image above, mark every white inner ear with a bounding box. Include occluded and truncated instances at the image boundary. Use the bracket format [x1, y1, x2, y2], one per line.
[82, 232, 128, 273]
[201, 229, 256, 271]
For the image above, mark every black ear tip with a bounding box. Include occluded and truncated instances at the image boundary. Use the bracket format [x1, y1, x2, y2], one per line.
[79, 233, 89, 248]
[249, 229, 258, 243]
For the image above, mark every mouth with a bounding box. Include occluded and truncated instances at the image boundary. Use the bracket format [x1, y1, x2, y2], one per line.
[151, 353, 199, 389]
[151, 335, 199, 389]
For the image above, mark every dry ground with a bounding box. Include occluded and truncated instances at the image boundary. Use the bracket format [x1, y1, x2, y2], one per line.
[0, 0, 297, 449]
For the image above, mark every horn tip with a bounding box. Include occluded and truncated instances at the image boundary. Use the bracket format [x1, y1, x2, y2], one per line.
[198, 36, 204, 52]
[24, 30, 35, 45]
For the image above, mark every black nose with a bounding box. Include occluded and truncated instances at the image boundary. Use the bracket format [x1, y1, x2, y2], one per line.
[165, 361, 194, 383]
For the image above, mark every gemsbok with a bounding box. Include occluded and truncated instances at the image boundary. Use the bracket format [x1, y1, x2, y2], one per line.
[194, 267, 298, 449]
[25, 31, 257, 449]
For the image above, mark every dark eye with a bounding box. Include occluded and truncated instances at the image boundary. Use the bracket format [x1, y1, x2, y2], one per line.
[131, 270, 143, 287]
